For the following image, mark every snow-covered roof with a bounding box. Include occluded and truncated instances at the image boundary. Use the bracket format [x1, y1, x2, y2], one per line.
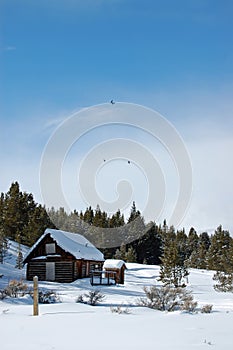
[24, 228, 104, 262]
[103, 259, 126, 269]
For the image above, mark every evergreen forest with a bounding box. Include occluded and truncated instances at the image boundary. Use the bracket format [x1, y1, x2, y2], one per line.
[1, 182, 233, 290]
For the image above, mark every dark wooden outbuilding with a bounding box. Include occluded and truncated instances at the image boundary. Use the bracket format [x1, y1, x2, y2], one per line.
[103, 259, 127, 284]
[23, 228, 104, 283]
[90, 270, 117, 286]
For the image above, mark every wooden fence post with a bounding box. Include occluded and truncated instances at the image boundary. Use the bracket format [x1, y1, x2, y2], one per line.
[33, 276, 39, 316]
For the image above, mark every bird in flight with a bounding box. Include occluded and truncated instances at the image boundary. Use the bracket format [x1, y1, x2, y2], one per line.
[110, 100, 115, 105]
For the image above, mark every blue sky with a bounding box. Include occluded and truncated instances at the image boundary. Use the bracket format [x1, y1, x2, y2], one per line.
[1, 0, 233, 233]
[1, 0, 233, 111]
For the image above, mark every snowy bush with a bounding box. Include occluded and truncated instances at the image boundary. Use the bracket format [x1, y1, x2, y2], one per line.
[0, 289, 7, 300]
[180, 294, 198, 313]
[4, 279, 28, 298]
[38, 290, 61, 304]
[76, 294, 85, 303]
[76, 290, 105, 306]
[110, 305, 131, 314]
[201, 304, 213, 313]
[138, 285, 198, 312]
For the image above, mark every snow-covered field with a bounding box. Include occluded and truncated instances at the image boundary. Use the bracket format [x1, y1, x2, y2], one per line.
[1, 241, 233, 350]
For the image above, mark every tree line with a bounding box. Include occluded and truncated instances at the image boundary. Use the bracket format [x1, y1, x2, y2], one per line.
[0, 182, 233, 291]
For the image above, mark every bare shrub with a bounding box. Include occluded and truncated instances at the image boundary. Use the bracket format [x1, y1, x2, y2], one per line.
[38, 290, 60, 304]
[29, 288, 60, 304]
[0, 289, 7, 300]
[85, 290, 105, 305]
[201, 304, 213, 313]
[77, 290, 105, 306]
[76, 294, 84, 303]
[5, 279, 28, 298]
[110, 305, 131, 314]
[2, 308, 9, 314]
[181, 294, 198, 313]
[139, 285, 198, 312]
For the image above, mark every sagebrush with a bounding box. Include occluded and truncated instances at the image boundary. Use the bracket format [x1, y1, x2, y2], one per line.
[201, 304, 213, 313]
[77, 290, 105, 306]
[34, 290, 61, 304]
[110, 305, 131, 314]
[139, 285, 198, 312]
[4, 279, 28, 298]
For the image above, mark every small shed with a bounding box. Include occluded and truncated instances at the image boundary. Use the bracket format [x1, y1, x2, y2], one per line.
[90, 270, 117, 286]
[23, 228, 104, 283]
[103, 259, 127, 284]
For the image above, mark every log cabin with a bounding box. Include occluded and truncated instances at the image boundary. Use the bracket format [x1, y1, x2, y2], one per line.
[23, 228, 104, 283]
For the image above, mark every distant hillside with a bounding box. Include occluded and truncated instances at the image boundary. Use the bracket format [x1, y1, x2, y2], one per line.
[0, 240, 29, 289]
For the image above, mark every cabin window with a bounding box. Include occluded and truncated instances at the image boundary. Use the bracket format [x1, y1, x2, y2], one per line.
[90, 263, 98, 272]
[46, 243, 56, 254]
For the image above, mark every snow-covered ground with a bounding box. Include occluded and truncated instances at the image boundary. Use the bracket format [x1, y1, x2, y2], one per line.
[0, 241, 233, 350]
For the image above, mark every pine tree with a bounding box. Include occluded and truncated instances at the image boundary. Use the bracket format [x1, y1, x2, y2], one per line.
[186, 231, 211, 269]
[188, 241, 206, 269]
[212, 232, 233, 292]
[125, 246, 137, 263]
[186, 227, 199, 258]
[161, 219, 168, 235]
[92, 205, 108, 228]
[0, 193, 8, 263]
[206, 225, 231, 271]
[15, 234, 23, 269]
[83, 206, 94, 225]
[176, 229, 188, 265]
[3, 182, 25, 240]
[51, 207, 69, 230]
[131, 222, 162, 264]
[109, 209, 125, 227]
[0, 182, 56, 246]
[159, 226, 189, 287]
[126, 203, 146, 245]
[0, 227, 8, 264]
[127, 201, 141, 223]
[199, 231, 211, 251]
[22, 205, 55, 246]
[114, 243, 126, 260]
[213, 271, 233, 292]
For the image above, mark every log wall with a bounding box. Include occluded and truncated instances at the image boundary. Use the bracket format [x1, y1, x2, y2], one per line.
[27, 262, 46, 281]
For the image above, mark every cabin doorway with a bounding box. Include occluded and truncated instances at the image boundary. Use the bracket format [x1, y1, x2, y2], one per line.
[46, 262, 55, 281]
